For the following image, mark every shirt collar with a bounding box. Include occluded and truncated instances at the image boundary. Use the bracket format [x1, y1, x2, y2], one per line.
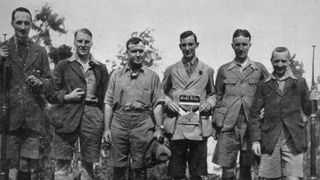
[182, 56, 198, 66]
[227, 57, 258, 71]
[14, 36, 31, 47]
[123, 64, 145, 74]
[265, 67, 297, 82]
[68, 52, 100, 65]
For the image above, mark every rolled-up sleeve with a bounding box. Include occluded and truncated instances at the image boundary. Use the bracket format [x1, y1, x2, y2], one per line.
[162, 67, 174, 105]
[151, 73, 165, 109]
[104, 70, 116, 107]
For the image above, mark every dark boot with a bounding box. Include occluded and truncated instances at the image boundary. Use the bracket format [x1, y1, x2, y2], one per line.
[17, 171, 31, 180]
[222, 167, 235, 180]
[113, 167, 127, 180]
[173, 176, 187, 180]
[190, 175, 202, 180]
[133, 168, 146, 180]
[239, 165, 252, 180]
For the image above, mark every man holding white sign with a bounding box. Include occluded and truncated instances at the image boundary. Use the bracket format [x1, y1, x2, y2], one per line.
[162, 30, 216, 180]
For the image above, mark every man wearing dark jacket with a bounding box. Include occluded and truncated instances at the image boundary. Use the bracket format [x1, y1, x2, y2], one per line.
[249, 47, 319, 179]
[0, 7, 52, 180]
[49, 28, 109, 179]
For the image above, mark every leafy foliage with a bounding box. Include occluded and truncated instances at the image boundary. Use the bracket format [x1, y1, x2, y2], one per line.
[290, 55, 305, 77]
[116, 28, 162, 67]
[31, 3, 67, 48]
[48, 44, 72, 65]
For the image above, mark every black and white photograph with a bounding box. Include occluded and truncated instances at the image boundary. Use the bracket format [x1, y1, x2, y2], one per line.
[0, 0, 320, 179]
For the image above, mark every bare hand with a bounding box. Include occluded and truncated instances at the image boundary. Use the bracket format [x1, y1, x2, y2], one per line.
[166, 101, 180, 113]
[0, 45, 9, 58]
[199, 102, 211, 113]
[26, 75, 43, 88]
[64, 88, 85, 101]
[252, 142, 262, 157]
[154, 128, 164, 143]
[103, 130, 112, 144]
[260, 108, 265, 119]
[309, 89, 320, 101]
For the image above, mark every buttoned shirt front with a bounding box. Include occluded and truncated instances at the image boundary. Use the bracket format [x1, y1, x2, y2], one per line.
[104, 65, 163, 112]
[69, 53, 99, 102]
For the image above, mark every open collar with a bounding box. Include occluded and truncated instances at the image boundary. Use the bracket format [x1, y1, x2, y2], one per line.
[122, 64, 145, 75]
[68, 52, 100, 65]
[227, 57, 258, 71]
[265, 67, 297, 82]
[182, 56, 198, 66]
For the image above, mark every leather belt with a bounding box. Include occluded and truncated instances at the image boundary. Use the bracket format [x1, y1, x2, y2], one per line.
[85, 101, 98, 107]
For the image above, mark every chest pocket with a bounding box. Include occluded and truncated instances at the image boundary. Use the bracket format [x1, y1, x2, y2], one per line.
[223, 79, 238, 96]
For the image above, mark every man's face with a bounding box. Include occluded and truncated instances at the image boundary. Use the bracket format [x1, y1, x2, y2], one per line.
[271, 51, 290, 77]
[11, 11, 32, 41]
[127, 42, 145, 65]
[232, 36, 251, 61]
[74, 32, 92, 57]
[179, 35, 198, 60]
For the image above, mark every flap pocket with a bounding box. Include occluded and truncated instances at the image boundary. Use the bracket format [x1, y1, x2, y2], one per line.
[223, 79, 237, 85]
[212, 107, 228, 128]
[163, 116, 177, 135]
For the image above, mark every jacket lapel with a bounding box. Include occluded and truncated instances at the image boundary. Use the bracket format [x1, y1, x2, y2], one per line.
[241, 66, 255, 81]
[282, 78, 295, 96]
[229, 67, 242, 81]
[177, 61, 189, 84]
[266, 80, 283, 96]
[92, 64, 101, 84]
[23, 42, 40, 73]
[186, 60, 203, 85]
[69, 61, 86, 82]
[7, 37, 22, 69]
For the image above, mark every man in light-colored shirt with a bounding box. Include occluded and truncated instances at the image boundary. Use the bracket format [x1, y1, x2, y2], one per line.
[103, 37, 164, 180]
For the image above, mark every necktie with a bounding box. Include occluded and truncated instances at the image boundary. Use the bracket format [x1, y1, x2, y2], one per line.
[17, 41, 28, 62]
[186, 62, 192, 76]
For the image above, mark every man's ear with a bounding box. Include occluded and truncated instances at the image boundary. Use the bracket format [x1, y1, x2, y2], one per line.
[289, 53, 296, 62]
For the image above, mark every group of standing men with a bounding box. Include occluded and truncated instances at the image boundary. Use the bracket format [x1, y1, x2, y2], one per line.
[0, 6, 319, 180]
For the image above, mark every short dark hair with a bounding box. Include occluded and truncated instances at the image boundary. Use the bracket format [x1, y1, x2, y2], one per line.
[74, 28, 92, 39]
[180, 30, 198, 43]
[11, 7, 32, 23]
[126, 37, 144, 50]
[232, 29, 251, 41]
[271, 46, 291, 60]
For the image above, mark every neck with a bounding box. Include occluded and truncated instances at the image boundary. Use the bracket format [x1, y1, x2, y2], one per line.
[235, 57, 247, 64]
[273, 71, 286, 79]
[184, 56, 196, 62]
[129, 61, 142, 71]
[15, 35, 28, 42]
[78, 54, 90, 64]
